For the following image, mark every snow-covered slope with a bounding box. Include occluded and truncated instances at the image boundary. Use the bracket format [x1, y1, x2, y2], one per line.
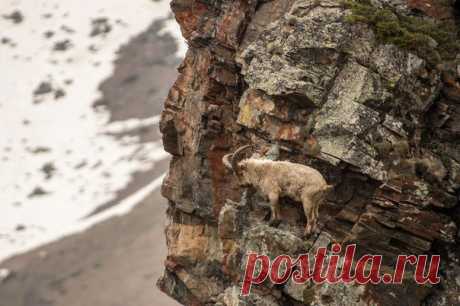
[0, 0, 185, 262]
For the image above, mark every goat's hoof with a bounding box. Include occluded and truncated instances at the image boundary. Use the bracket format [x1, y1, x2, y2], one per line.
[269, 219, 282, 227]
[304, 227, 319, 238]
[303, 227, 314, 238]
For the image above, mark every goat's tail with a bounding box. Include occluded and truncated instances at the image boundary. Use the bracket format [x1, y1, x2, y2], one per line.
[322, 184, 334, 193]
[318, 184, 334, 201]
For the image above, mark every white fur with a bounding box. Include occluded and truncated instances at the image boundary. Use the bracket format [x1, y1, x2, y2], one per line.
[238, 158, 331, 236]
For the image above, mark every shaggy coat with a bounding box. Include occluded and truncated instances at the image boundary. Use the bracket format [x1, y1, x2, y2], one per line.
[237, 158, 332, 236]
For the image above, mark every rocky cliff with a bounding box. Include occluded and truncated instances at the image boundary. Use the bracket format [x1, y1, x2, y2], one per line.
[157, 0, 460, 305]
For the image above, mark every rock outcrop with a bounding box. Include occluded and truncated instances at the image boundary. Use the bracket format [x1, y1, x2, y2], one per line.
[157, 0, 460, 305]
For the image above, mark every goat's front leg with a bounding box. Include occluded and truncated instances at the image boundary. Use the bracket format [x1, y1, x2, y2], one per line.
[268, 191, 281, 226]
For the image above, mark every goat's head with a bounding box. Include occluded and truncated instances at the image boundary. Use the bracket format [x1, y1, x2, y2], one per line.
[222, 145, 253, 186]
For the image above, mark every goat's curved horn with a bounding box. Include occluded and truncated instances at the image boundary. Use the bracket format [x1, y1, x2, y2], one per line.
[222, 153, 233, 170]
[231, 145, 252, 176]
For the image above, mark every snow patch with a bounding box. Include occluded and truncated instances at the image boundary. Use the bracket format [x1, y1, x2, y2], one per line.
[0, 0, 181, 262]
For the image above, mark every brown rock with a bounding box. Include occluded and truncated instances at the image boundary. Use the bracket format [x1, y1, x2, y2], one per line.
[158, 0, 460, 304]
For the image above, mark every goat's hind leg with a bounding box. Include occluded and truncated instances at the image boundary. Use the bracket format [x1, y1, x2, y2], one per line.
[268, 192, 281, 227]
[302, 197, 316, 237]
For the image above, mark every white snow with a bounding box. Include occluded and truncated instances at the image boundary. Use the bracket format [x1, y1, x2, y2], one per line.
[0, 0, 185, 262]
[159, 18, 188, 58]
[1, 174, 167, 262]
[0, 268, 11, 283]
[100, 115, 162, 134]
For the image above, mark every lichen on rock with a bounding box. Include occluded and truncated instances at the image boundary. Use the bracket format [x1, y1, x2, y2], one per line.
[158, 0, 460, 304]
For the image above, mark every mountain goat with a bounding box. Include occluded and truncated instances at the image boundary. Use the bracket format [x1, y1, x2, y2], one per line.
[223, 145, 332, 236]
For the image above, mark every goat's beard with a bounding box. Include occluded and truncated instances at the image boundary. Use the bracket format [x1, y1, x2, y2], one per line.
[238, 176, 251, 187]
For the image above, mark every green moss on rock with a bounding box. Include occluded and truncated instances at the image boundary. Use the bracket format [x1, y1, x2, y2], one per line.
[344, 0, 460, 65]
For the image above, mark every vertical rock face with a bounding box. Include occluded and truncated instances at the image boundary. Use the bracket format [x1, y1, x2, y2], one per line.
[158, 0, 460, 305]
